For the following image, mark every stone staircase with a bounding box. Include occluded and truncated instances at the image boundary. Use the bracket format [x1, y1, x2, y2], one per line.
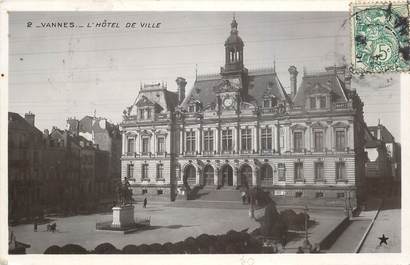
[190, 186, 243, 202]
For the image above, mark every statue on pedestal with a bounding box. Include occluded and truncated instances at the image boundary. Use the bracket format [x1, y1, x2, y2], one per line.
[116, 179, 133, 206]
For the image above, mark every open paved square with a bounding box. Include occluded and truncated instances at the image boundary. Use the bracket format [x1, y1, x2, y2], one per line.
[11, 202, 346, 254]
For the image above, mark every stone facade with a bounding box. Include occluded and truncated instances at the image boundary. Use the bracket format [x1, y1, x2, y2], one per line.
[120, 18, 367, 208]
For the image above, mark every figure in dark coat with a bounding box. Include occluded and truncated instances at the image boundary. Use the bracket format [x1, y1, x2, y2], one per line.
[143, 197, 147, 208]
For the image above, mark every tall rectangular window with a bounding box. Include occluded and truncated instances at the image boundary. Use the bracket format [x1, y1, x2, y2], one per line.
[127, 138, 135, 153]
[336, 162, 346, 181]
[293, 131, 303, 152]
[142, 164, 148, 179]
[204, 130, 214, 152]
[294, 162, 304, 181]
[157, 163, 163, 180]
[261, 128, 272, 151]
[278, 163, 286, 181]
[241, 128, 252, 151]
[222, 129, 233, 152]
[127, 164, 134, 179]
[319, 96, 326, 108]
[280, 128, 285, 149]
[263, 99, 271, 108]
[315, 162, 324, 181]
[157, 137, 165, 154]
[186, 131, 196, 153]
[314, 131, 324, 152]
[142, 137, 149, 154]
[139, 109, 145, 119]
[336, 130, 346, 151]
[310, 97, 316, 109]
[146, 108, 151, 119]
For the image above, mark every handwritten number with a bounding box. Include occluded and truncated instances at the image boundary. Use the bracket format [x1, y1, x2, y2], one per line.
[27, 22, 32, 28]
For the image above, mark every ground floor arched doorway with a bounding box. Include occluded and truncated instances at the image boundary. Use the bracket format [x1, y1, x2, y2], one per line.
[240, 164, 253, 188]
[184, 164, 196, 187]
[260, 164, 273, 186]
[221, 164, 233, 186]
[203, 165, 214, 186]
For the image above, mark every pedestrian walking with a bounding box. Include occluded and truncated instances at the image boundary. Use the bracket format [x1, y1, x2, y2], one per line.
[241, 191, 246, 204]
[143, 197, 147, 208]
[33, 221, 38, 232]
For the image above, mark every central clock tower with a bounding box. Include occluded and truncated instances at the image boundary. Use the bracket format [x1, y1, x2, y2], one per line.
[218, 16, 249, 106]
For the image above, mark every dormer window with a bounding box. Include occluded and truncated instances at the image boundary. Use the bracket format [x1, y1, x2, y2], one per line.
[310, 97, 316, 109]
[188, 105, 195, 112]
[263, 99, 271, 108]
[146, 108, 152, 119]
[139, 109, 145, 119]
[319, 96, 326, 108]
[310, 95, 327, 109]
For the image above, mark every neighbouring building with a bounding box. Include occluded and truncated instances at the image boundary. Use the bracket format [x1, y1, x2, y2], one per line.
[120, 17, 367, 209]
[67, 115, 122, 205]
[366, 123, 401, 194]
[8, 112, 44, 222]
[47, 127, 82, 214]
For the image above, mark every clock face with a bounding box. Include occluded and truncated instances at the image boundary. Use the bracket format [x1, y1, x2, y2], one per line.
[223, 97, 234, 107]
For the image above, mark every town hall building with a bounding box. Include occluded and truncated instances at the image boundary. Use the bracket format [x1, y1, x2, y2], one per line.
[120, 17, 367, 208]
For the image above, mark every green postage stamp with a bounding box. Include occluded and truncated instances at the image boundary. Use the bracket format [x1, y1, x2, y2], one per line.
[351, 1, 410, 73]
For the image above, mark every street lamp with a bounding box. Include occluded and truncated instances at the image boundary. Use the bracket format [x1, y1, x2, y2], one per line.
[302, 205, 312, 251]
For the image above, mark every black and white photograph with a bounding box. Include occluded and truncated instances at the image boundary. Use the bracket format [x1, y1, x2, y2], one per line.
[2, 3, 404, 261]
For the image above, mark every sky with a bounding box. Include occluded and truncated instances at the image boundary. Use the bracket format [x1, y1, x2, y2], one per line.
[8, 12, 401, 141]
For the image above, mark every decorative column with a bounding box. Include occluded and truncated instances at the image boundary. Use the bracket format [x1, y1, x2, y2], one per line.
[137, 133, 141, 153]
[179, 127, 183, 155]
[217, 123, 221, 154]
[348, 124, 354, 150]
[275, 123, 280, 154]
[234, 126, 239, 153]
[199, 127, 203, 154]
[306, 123, 311, 152]
[329, 126, 334, 151]
[213, 128, 218, 153]
[252, 166, 258, 186]
[166, 131, 170, 154]
[151, 131, 156, 155]
[196, 166, 201, 185]
[253, 119, 261, 153]
[287, 126, 292, 153]
[122, 132, 127, 154]
[214, 167, 220, 186]
[252, 126, 257, 153]
[233, 166, 238, 187]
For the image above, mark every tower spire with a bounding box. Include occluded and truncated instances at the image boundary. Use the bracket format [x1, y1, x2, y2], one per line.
[195, 64, 198, 81]
[273, 57, 276, 73]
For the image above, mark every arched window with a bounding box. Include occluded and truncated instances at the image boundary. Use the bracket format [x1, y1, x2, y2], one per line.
[260, 164, 273, 186]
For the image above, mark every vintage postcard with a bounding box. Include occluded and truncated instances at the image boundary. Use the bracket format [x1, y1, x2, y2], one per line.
[0, 1, 408, 265]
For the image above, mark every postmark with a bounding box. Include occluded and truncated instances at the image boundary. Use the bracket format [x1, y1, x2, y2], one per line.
[351, 1, 410, 73]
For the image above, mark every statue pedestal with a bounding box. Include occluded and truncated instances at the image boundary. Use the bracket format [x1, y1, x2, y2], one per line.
[111, 205, 135, 228]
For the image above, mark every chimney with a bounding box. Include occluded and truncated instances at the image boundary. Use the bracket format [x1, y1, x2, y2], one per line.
[176, 77, 187, 104]
[24, 111, 35, 127]
[288, 66, 298, 98]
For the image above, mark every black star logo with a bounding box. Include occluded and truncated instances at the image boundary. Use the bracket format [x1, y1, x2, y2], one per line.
[378, 234, 389, 246]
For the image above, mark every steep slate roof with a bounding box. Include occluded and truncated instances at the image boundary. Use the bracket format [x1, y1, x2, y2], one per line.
[368, 125, 395, 143]
[181, 68, 290, 109]
[293, 71, 348, 106]
[8, 112, 43, 136]
[132, 85, 178, 113]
